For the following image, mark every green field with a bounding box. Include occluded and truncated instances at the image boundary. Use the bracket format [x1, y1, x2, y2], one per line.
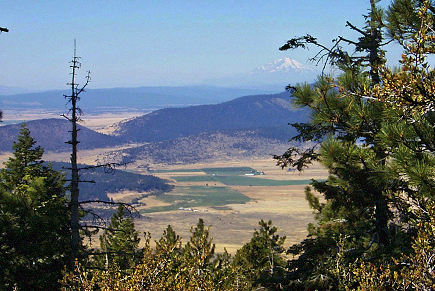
[213, 176, 313, 186]
[170, 174, 313, 186]
[170, 175, 217, 182]
[143, 165, 315, 214]
[151, 169, 203, 173]
[201, 167, 255, 175]
[141, 186, 250, 213]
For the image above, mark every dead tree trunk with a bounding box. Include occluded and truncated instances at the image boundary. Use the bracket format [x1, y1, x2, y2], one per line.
[0, 26, 8, 122]
[63, 41, 90, 270]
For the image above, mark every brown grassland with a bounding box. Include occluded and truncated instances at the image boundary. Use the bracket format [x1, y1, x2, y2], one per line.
[0, 112, 327, 254]
[131, 160, 326, 254]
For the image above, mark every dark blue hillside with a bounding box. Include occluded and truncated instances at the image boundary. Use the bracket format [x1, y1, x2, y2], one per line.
[50, 162, 173, 202]
[0, 86, 278, 113]
[0, 118, 122, 152]
[114, 92, 308, 143]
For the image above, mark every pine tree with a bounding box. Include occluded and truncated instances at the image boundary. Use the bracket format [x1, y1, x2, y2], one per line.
[386, 0, 435, 42]
[276, 1, 420, 289]
[232, 220, 287, 290]
[127, 225, 184, 289]
[62, 221, 241, 290]
[348, 5, 435, 288]
[99, 205, 141, 271]
[153, 225, 184, 288]
[0, 124, 70, 291]
[182, 218, 216, 289]
[275, 0, 435, 289]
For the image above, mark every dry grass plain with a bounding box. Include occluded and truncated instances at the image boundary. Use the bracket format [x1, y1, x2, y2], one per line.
[0, 111, 328, 254]
[130, 160, 327, 254]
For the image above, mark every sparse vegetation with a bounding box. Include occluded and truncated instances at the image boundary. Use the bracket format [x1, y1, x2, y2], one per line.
[169, 166, 314, 186]
[141, 185, 250, 213]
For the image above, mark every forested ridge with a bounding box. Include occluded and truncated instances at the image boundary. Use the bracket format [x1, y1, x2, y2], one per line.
[112, 92, 307, 143]
[106, 128, 294, 165]
[50, 161, 173, 202]
[3, 0, 435, 290]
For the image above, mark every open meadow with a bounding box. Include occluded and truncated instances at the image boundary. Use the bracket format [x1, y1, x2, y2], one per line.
[122, 159, 327, 254]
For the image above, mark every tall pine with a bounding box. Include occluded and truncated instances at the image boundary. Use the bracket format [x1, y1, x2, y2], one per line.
[0, 124, 70, 291]
[277, 1, 419, 289]
[99, 205, 141, 271]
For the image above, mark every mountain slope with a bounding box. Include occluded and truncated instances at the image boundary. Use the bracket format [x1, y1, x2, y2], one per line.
[102, 128, 293, 165]
[0, 118, 121, 152]
[0, 91, 307, 164]
[113, 92, 307, 143]
[50, 162, 173, 202]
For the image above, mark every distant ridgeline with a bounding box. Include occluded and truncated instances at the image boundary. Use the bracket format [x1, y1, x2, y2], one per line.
[50, 162, 173, 202]
[0, 118, 121, 152]
[112, 92, 307, 143]
[0, 91, 310, 165]
[0, 86, 281, 114]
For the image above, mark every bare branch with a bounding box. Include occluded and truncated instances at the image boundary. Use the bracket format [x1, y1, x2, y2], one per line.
[346, 21, 368, 37]
[79, 200, 140, 218]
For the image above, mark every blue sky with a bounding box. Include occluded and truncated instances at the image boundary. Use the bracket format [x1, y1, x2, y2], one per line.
[0, 0, 398, 90]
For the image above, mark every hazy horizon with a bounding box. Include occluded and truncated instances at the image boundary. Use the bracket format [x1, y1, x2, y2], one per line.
[1, 0, 401, 91]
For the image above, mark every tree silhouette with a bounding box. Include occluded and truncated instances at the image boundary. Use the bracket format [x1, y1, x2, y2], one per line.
[62, 41, 90, 269]
[277, 0, 435, 289]
[0, 124, 70, 290]
[0, 25, 8, 122]
[62, 42, 135, 272]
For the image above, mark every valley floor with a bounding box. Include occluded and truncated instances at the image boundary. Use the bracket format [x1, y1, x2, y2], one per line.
[111, 159, 326, 254]
[0, 111, 327, 254]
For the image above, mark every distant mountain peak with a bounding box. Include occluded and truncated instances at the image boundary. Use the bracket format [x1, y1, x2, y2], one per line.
[202, 58, 319, 89]
[249, 58, 315, 75]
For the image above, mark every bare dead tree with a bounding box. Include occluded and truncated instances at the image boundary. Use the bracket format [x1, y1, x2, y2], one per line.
[62, 41, 136, 271]
[62, 40, 90, 270]
[0, 26, 7, 122]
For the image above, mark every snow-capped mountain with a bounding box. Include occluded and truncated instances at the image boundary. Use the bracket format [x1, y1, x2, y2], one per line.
[249, 58, 315, 75]
[204, 58, 319, 90]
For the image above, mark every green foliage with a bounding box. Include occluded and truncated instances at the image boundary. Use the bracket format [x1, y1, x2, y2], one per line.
[98, 205, 141, 271]
[232, 220, 287, 290]
[62, 219, 241, 290]
[386, 0, 435, 41]
[0, 124, 70, 291]
[181, 218, 217, 288]
[346, 202, 435, 290]
[276, 0, 435, 289]
[280, 64, 399, 290]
